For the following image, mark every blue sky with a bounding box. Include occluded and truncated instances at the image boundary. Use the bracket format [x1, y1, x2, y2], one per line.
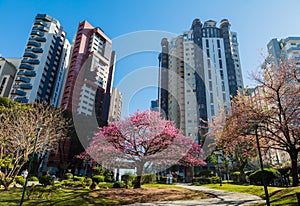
[1, 0, 300, 116]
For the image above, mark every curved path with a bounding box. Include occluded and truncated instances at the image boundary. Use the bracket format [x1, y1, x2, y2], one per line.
[127, 184, 265, 206]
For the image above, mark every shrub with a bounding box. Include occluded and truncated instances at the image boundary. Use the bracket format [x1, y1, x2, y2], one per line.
[98, 182, 114, 189]
[39, 175, 54, 186]
[142, 174, 156, 184]
[159, 176, 177, 184]
[104, 170, 113, 182]
[113, 181, 125, 188]
[93, 165, 105, 175]
[210, 176, 221, 184]
[83, 178, 93, 187]
[15, 176, 26, 186]
[63, 173, 73, 180]
[28, 176, 39, 181]
[27, 185, 58, 200]
[121, 173, 136, 186]
[195, 170, 214, 177]
[192, 176, 221, 185]
[73, 176, 85, 182]
[230, 171, 240, 183]
[249, 168, 280, 186]
[92, 175, 105, 183]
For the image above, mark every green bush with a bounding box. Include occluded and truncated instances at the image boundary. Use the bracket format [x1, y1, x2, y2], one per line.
[210, 176, 221, 184]
[195, 170, 214, 177]
[39, 175, 54, 186]
[98, 182, 113, 188]
[93, 165, 105, 175]
[15, 176, 26, 186]
[28, 176, 39, 181]
[249, 168, 280, 186]
[113, 181, 125, 188]
[230, 171, 240, 183]
[121, 173, 136, 186]
[83, 178, 93, 187]
[61, 179, 84, 188]
[192, 176, 221, 184]
[92, 175, 105, 183]
[27, 185, 58, 200]
[142, 174, 156, 184]
[104, 170, 113, 182]
[73, 176, 85, 182]
[159, 176, 177, 184]
[63, 173, 73, 180]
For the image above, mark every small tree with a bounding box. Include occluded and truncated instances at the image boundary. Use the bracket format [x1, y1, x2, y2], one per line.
[208, 95, 258, 183]
[81, 110, 205, 188]
[0, 98, 69, 190]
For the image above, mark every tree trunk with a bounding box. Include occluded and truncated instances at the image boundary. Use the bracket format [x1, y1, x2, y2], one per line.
[289, 151, 299, 186]
[134, 163, 144, 189]
[239, 169, 246, 183]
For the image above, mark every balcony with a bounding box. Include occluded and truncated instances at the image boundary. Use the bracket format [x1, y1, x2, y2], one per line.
[27, 41, 41, 47]
[14, 97, 29, 103]
[34, 20, 48, 27]
[11, 89, 27, 96]
[31, 30, 44, 37]
[31, 48, 43, 53]
[32, 26, 49, 32]
[21, 59, 40, 65]
[18, 70, 36, 77]
[29, 37, 46, 42]
[23, 52, 38, 58]
[15, 76, 31, 83]
[18, 83, 33, 90]
[20, 63, 35, 70]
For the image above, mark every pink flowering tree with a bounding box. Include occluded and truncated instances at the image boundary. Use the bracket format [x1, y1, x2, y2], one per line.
[81, 110, 205, 188]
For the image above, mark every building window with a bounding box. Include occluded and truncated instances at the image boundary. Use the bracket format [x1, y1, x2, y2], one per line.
[206, 39, 209, 48]
[0, 77, 7, 95]
[207, 59, 211, 68]
[219, 60, 223, 68]
[208, 70, 212, 79]
[220, 70, 224, 80]
[218, 49, 221, 58]
[206, 49, 210, 58]
[209, 81, 213, 91]
[210, 93, 213, 103]
[217, 40, 220, 48]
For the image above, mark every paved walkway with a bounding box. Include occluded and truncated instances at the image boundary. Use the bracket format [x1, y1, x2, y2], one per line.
[127, 184, 265, 206]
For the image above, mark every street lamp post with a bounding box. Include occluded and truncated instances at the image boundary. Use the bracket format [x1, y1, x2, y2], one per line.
[254, 124, 270, 206]
[20, 124, 45, 206]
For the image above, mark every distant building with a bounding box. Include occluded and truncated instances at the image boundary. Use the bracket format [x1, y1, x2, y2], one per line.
[150, 99, 159, 111]
[10, 14, 71, 107]
[267, 37, 300, 66]
[0, 57, 19, 97]
[108, 87, 122, 122]
[158, 19, 244, 143]
[61, 20, 115, 123]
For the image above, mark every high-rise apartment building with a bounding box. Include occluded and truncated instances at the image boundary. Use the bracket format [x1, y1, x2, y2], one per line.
[10, 14, 71, 107]
[267, 37, 300, 66]
[158, 19, 244, 142]
[0, 57, 19, 97]
[108, 87, 122, 122]
[61, 21, 115, 122]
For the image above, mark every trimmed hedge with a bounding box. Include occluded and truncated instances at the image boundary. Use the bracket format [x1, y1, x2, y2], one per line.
[249, 168, 280, 186]
[142, 174, 156, 184]
[39, 175, 54, 186]
[15, 176, 26, 186]
[28, 176, 39, 181]
[192, 176, 221, 185]
[73, 176, 85, 182]
[92, 175, 105, 183]
[113, 181, 125, 188]
[63, 173, 73, 180]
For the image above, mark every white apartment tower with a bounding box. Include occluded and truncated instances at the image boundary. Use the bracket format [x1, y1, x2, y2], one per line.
[10, 14, 71, 107]
[159, 19, 244, 142]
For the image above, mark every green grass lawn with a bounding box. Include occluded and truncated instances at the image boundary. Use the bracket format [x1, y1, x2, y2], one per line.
[0, 187, 118, 206]
[204, 183, 300, 205]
